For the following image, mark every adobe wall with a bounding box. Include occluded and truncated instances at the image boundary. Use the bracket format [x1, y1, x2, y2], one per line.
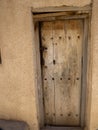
[0, 0, 97, 130]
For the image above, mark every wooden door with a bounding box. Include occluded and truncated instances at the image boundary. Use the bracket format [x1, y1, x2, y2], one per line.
[40, 20, 83, 126]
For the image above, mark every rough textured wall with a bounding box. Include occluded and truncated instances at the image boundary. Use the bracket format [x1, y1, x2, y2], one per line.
[0, 1, 39, 130]
[89, 0, 98, 130]
[31, 0, 91, 8]
[0, 0, 92, 130]
[14, 0, 92, 8]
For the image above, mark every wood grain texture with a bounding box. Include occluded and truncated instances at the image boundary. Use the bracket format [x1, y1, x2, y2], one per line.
[32, 5, 91, 13]
[34, 22, 44, 127]
[41, 22, 56, 125]
[40, 20, 83, 126]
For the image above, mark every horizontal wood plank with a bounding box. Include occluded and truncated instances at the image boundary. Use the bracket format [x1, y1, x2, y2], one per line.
[32, 5, 91, 13]
[33, 12, 72, 19]
[33, 14, 88, 22]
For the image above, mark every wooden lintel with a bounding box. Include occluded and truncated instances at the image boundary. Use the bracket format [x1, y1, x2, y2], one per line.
[32, 5, 91, 13]
[33, 12, 72, 19]
[33, 14, 88, 22]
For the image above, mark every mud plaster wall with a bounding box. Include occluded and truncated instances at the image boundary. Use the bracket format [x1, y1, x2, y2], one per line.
[89, 0, 98, 130]
[0, 0, 97, 130]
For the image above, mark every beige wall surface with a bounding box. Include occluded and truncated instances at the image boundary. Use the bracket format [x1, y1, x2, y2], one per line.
[0, 0, 97, 130]
[0, 1, 39, 130]
[8, 0, 91, 8]
[31, 0, 91, 8]
[89, 0, 98, 130]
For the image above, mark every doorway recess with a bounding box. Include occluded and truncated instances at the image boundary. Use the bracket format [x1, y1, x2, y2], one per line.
[32, 6, 91, 130]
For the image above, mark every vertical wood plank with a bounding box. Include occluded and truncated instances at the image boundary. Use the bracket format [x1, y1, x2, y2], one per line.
[41, 22, 55, 125]
[34, 22, 44, 127]
[53, 21, 68, 125]
[53, 20, 83, 126]
[80, 18, 88, 127]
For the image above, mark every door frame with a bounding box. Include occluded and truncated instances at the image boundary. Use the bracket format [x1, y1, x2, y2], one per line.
[32, 6, 91, 130]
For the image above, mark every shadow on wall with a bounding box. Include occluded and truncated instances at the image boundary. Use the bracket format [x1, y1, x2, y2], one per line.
[0, 120, 30, 130]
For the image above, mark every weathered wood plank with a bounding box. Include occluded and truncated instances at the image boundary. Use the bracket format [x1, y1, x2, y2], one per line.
[41, 22, 56, 125]
[64, 20, 83, 126]
[53, 21, 68, 125]
[33, 12, 72, 19]
[32, 5, 91, 13]
[53, 20, 83, 125]
[34, 22, 44, 127]
[80, 18, 88, 127]
[33, 14, 88, 22]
